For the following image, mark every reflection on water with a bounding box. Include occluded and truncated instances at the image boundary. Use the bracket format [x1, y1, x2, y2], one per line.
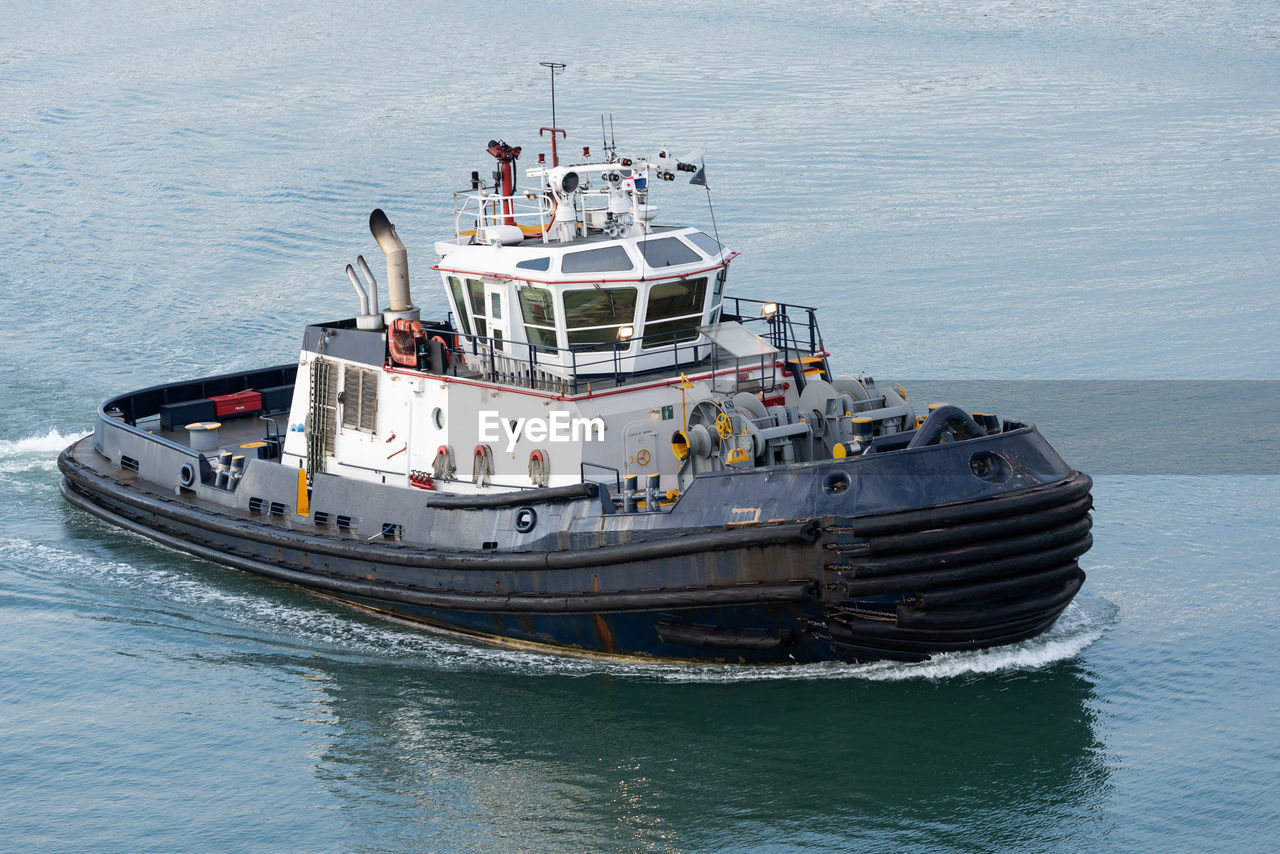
[297, 645, 1109, 852]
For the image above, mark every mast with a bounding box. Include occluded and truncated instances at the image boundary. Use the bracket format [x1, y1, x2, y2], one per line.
[538, 61, 567, 166]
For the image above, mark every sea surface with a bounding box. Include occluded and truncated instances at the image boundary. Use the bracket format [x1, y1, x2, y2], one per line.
[2, 1, 1277, 851]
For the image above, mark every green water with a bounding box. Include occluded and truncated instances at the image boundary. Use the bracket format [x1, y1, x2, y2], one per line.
[2, 0, 1277, 850]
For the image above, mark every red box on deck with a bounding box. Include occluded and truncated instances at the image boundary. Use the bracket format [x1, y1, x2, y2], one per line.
[209, 390, 262, 417]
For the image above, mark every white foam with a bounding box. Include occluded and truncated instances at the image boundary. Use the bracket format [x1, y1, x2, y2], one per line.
[6, 531, 1116, 682]
[450, 599, 1118, 683]
[0, 428, 88, 480]
[0, 428, 90, 458]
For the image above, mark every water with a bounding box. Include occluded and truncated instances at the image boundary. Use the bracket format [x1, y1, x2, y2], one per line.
[2, 1, 1277, 850]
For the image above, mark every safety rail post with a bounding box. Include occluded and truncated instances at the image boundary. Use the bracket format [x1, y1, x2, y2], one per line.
[580, 461, 622, 494]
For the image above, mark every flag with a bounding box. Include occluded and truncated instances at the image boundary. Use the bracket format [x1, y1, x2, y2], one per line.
[689, 164, 707, 186]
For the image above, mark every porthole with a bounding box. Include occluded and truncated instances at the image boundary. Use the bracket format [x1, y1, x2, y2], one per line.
[823, 470, 851, 495]
[970, 451, 1012, 483]
[432, 407, 445, 429]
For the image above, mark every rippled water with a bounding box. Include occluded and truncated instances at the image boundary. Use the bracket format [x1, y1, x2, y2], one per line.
[2, 1, 1277, 851]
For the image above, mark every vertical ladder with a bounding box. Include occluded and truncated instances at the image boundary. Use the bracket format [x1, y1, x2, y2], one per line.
[306, 358, 334, 485]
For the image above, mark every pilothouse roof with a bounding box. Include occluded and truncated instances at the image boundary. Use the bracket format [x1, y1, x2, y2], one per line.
[434, 226, 731, 284]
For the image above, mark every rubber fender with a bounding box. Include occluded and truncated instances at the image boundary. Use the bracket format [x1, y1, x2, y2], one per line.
[843, 535, 1091, 596]
[859, 494, 1093, 556]
[894, 571, 1084, 629]
[845, 514, 1093, 576]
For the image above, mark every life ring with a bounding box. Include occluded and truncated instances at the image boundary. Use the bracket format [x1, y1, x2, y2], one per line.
[430, 335, 452, 368]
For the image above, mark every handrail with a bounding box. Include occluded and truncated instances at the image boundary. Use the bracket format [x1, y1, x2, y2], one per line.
[453, 190, 553, 242]
[417, 297, 825, 397]
[580, 461, 622, 493]
[459, 326, 714, 395]
[720, 297, 825, 367]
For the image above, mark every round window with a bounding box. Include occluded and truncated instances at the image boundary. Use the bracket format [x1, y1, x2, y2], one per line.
[432, 407, 445, 429]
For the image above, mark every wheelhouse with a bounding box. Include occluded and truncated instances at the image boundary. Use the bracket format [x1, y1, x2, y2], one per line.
[434, 226, 733, 378]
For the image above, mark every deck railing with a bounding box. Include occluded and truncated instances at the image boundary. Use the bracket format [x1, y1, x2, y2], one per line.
[453, 191, 553, 242]
[427, 297, 824, 397]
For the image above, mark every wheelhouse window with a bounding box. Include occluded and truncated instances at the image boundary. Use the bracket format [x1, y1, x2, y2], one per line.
[641, 277, 707, 349]
[466, 278, 487, 337]
[710, 267, 727, 324]
[687, 231, 725, 258]
[639, 236, 700, 268]
[447, 276, 471, 335]
[561, 246, 634, 274]
[519, 286, 558, 352]
[564, 286, 638, 351]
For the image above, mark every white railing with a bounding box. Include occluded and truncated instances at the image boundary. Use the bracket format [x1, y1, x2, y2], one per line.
[453, 191, 553, 242]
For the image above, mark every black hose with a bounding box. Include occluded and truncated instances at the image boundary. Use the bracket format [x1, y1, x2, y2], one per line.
[906, 404, 987, 448]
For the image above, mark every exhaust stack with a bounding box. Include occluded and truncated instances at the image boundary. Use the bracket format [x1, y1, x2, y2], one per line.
[345, 258, 383, 331]
[370, 208, 418, 322]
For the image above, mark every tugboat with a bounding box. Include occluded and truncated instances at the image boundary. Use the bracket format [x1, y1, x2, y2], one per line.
[58, 115, 1092, 664]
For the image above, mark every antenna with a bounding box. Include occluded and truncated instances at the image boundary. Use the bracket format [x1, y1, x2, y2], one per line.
[698, 158, 723, 249]
[539, 62, 567, 166]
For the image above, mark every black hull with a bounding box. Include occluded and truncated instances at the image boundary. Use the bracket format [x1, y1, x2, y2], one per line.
[59, 437, 1091, 664]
